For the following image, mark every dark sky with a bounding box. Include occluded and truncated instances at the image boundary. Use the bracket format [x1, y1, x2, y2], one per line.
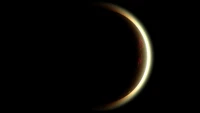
[19, 0, 161, 112]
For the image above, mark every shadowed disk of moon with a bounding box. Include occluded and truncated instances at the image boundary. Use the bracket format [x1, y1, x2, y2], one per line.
[87, 3, 153, 111]
[21, 2, 153, 111]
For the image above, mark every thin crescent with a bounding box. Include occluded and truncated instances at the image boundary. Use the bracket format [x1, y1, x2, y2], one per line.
[92, 3, 154, 111]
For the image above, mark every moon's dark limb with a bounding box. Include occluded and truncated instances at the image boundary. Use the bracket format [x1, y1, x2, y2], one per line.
[70, 4, 146, 109]
[27, 3, 151, 111]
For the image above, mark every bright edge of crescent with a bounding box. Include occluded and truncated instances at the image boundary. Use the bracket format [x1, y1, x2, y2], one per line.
[92, 3, 154, 111]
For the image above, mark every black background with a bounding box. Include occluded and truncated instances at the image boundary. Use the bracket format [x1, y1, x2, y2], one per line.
[6, 0, 200, 112]
[3, 0, 161, 112]
[48, 0, 160, 112]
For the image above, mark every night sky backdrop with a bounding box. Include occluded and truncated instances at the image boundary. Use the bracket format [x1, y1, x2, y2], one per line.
[13, 0, 160, 112]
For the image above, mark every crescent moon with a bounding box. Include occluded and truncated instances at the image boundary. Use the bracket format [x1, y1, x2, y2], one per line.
[91, 3, 154, 111]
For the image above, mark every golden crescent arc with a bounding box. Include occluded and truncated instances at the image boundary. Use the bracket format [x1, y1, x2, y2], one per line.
[92, 3, 154, 111]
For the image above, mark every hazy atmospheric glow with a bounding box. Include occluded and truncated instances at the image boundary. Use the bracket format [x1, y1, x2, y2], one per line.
[93, 3, 153, 111]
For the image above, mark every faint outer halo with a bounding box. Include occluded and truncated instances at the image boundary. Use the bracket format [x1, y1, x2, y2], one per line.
[91, 2, 154, 111]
